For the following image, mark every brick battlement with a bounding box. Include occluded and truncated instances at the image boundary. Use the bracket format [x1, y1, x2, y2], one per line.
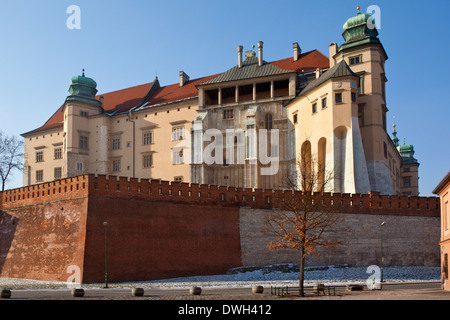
[0, 174, 440, 217]
[0, 175, 89, 209]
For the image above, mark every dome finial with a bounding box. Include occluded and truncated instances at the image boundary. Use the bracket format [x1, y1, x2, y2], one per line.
[82, 68, 85, 77]
[357, 6, 361, 14]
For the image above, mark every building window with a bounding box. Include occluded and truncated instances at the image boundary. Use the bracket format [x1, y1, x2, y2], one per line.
[112, 137, 121, 150]
[79, 136, 88, 150]
[76, 162, 83, 171]
[36, 151, 44, 163]
[143, 155, 153, 168]
[351, 92, 357, 102]
[143, 131, 153, 145]
[444, 254, 449, 280]
[403, 177, 411, 188]
[265, 113, 273, 130]
[349, 55, 362, 65]
[54, 147, 62, 160]
[36, 170, 43, 182]
[322, 97, 327, 109]
[173, 149, 183, 164]
[54, 167, 62, 180]
[80, 111, 89, 117]
[335, 93, 343, 103]
[223, 109, 234, 120]
[112, 159, 121, 172]
[293, 113, 298, 124]
[172, 127, 184, 141]
[383, 141, 387, 158]
[312, 103, 317, 114]
[174, 176, 183, 183]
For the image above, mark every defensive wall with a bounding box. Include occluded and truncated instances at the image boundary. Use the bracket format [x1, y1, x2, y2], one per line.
[0, 174, 441, 283]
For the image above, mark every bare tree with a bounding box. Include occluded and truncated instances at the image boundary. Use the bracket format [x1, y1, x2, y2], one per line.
[265, 146, 338, 296]
[0, 131, 24, 191]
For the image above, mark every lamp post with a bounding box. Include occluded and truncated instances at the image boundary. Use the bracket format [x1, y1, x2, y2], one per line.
[380, 221, 386, 282]
[103, 221, 108, 288]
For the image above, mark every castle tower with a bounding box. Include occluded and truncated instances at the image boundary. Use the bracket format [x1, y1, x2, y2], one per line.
[331, 7, 397, 194]
[63, 70, 104, 178]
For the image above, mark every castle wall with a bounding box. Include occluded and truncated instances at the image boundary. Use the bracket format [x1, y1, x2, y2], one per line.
[240, 207, 440, 268]
[0, 174, 440, 283]
[0, 176, 89, 282]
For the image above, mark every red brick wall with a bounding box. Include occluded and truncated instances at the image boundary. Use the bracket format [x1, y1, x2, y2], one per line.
[0, 197, 88, 282]
[82, 196, 241, 283]
[0, 174, 441, 283]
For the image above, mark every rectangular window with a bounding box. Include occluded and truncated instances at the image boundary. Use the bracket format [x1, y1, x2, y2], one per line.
[223, 109, 234, 119]
[80, 111, 89, 117]
[312, 103, 317, 114]
[79, 136, 88, 150]
[36, 151, 44, 163]
[350, 56, 361, 65]
[293, 113, 298, 124]
[322, 97, 327, 109]
[172, 127, 184, 141]
[54, 147, 62, 160]
[403, 177, 411, 188]
[36, 170, 43, 182]
[172, 149, 183, 165]
[445, 201, 449, 231]
[335, 93, 342, 103]
[143, 155, 153, 168]
[54, 167, 62, 180]
[351, 92, 357, 102]
[112, 159, 121, 172]
[76, 162, 83, 171]
[143, 131, 153, 145]
[174, 176, 183, 183]
[444, 254, 449, 280]
[112, 137, 121, 150]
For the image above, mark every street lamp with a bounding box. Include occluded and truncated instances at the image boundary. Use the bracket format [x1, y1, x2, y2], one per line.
[103, 221, 108, 289]
[380, 221, 386, 282]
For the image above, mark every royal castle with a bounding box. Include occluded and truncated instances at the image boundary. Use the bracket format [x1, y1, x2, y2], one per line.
[21, 8, 419, 196]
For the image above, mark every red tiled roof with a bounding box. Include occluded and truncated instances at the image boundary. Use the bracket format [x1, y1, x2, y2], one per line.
[271, 49, 330, 73]
[98, 82, 153, 114]
[24, 50, 329, 135]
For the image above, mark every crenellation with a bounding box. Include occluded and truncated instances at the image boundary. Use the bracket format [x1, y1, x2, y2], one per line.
[0, 174, 440, 216]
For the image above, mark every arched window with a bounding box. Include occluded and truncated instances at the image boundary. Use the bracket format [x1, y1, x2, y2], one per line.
[265, 113, 273, 130]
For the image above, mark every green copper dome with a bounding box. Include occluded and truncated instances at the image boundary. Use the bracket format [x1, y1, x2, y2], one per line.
[68, 69, 98, 98]
[397, 139, 418, 165]
[66, 69, 102, 107]
[338, 7, 381, 52]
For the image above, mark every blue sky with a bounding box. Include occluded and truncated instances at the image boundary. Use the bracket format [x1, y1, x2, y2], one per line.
[0, 0, 448, 196]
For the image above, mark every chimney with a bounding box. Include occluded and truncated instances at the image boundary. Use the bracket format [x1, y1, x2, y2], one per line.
[257, 41, 264, 66]
[293, 42, 301, 61]
[179, 71, 190, 87]
[315, 68, 321, 79]
[238, 45, 243, 68]
[329, 42, 337, 67]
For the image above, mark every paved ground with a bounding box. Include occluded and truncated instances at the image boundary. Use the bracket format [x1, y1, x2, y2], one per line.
[2, 281, 449, 300]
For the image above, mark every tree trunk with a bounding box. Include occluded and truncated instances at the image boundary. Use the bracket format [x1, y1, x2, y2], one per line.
[299, 245, 305, 296]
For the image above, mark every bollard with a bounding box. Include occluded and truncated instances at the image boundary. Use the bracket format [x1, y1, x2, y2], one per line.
[132, 288, 145, 297]
[252, 286, 264, 294]
[71, 288, 85, 297]
[1, 289, 11, 299]
[189, 286, 202, 295]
